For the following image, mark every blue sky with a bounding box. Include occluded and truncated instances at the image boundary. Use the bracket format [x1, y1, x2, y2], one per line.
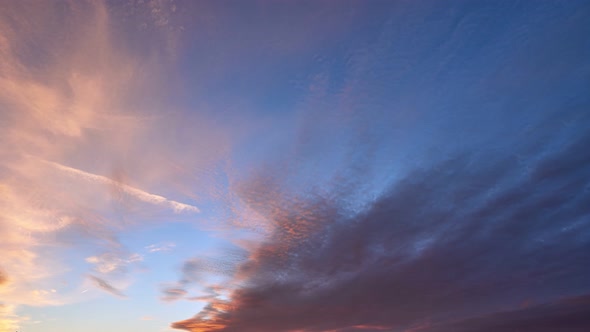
[1, 1, 590, 331]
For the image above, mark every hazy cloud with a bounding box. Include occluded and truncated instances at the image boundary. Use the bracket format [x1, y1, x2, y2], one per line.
[173, 140, 590, 331]
[0, 1, 223, 329]
[86, 252, 143, 275]
[146, 242, 176, 253]
[0, 269, 6, 287]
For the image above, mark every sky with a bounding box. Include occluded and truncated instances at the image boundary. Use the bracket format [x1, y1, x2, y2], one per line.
[0, 0, 589, 331]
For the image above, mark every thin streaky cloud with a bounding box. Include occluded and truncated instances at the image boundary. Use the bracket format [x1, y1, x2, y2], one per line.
[41, 158, 200, 214]
[145, 242, 176, 253]
[88, 275, 127, 299]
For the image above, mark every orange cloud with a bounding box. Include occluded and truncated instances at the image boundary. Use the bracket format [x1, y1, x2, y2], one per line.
[0, 269, 6, 287]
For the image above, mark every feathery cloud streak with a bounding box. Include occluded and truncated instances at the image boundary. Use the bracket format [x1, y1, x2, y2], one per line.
[43, 159, 200, 213]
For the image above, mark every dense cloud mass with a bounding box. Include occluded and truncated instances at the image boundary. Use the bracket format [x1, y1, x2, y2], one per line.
[173, 129, 590, 331]
[171, 1, 590, 331]
[420, 294, 590, 332]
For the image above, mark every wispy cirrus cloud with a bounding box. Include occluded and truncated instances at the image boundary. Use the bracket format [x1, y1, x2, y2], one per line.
[145, 242, 177, 253]
[2, 1, 589, 331]
[43, 159, 200, 214]
[173, 125, 590, 332]
[86, 252, 144, 275]
[0, 1, 224, 330]
[416, 295, 590, 332]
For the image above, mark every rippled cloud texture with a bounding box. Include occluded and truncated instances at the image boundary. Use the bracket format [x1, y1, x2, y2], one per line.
[1, 1, 590, 332]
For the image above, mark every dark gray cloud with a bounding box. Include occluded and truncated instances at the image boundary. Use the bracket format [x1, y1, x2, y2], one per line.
[173, 111, 590, 331]
[420, 294, 590, 332]
[88, 275, 126, 298]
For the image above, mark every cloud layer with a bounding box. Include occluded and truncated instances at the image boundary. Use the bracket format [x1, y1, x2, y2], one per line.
[172, 135, 590, 331]
[170, 1, 590, 331]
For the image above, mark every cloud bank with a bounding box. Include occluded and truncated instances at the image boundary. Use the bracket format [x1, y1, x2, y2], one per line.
[170, 1, 590, 331]
[173, 138, 590, 331]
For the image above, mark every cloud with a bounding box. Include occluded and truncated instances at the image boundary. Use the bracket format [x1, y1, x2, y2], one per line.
[146, 242, 176, 253]
[161, 287, 189, 302]
[160, 252, 245, 303]
[417, 294, 590, 332]
[0, 0, 136, 314]
[171, 2, 590, 330]
[172, 137, 590, 331]
[43, 159, 200, 213]
[0, 1, 225, 329]
[86, 252, 143, 275]
[88, 275, 127, 299]
[0, 269, 6, 286]
[1, 1, 589, 331]
[0, 304, 20, 332]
